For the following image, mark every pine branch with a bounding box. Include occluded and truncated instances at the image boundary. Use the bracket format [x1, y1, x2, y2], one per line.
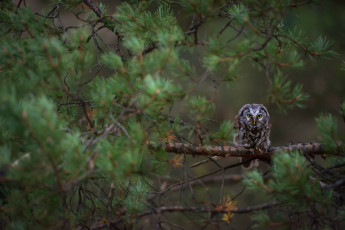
[83, 0, 102, 18]
[152, 142, 328, 159]
[150, 161, 248, 197]
[90, 202, 278, 229]
[276, 34, 321, 56]
[289, 0, 315, 8]
[138, 201, 278, 216]
[167, 174, 244, 192]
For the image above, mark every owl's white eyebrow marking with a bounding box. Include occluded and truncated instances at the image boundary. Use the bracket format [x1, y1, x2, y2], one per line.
[249, 108, 260, 116]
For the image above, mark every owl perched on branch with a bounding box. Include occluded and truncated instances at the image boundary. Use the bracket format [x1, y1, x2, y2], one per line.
[233, 104, 271, 168]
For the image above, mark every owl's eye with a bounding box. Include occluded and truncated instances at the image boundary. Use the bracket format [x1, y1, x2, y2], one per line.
[257, 114, 262, 119]
[246, 114, 252, 118]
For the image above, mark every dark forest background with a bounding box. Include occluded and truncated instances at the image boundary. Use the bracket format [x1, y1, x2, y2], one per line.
[1, 0, 345, 229]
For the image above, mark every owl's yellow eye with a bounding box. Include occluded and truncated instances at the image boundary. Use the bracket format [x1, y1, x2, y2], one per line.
[257, 114, 262, 119]
[246, 114, 252, 118]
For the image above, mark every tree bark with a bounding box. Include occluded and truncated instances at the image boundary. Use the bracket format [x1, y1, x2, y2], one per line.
[153, 142, 326, 159]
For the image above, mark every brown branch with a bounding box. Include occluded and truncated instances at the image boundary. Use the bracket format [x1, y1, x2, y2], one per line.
[217, 18, 233, 38]
[289, 0, 314, 7]
[276, 34, 321, 56]
[142, 42, 158, 55]
[138, 201, 278, 216]
[155, 142, 327, 159]
[153, 160, 248, 197]
[90, 201, 278, 229]
[83, 0, 102, 18]
[231, 201, 279, 213]
[167, 174, 244, 192]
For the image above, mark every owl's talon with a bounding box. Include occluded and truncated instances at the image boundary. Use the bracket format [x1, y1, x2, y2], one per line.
[254, 147, 264, 155]
[263, 147, 270, 153]
[259, 148, 265, 155]
[244, 144, 251, 149]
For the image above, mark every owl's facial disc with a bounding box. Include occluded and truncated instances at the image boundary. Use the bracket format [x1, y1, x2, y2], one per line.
[246, 113, 252, 123]
[246, 109, 261, 126]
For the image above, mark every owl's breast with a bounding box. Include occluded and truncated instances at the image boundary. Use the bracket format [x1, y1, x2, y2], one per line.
[247, 130, 260, 139]
[249, 126, 260, 133]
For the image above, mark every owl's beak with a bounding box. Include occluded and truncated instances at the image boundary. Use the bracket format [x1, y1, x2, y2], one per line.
[253, 118, 256, 125]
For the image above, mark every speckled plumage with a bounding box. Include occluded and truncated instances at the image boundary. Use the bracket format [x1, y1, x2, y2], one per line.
[233, 104, 271, 168]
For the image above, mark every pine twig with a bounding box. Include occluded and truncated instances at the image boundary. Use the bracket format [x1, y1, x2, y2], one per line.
[83, 0, 102, 18]
[138, 201, 278, 216]
[167, 174, 244, 192]
[90, 201, 278, 229]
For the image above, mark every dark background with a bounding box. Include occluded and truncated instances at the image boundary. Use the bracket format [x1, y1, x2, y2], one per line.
[12, 0, 345, 228]
[18, 0, 345, 144]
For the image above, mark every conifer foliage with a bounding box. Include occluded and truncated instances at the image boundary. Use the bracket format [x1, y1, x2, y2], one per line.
[0, 0, 344, 229]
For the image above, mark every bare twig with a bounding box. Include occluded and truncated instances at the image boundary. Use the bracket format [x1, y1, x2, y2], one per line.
[90, 201, 278, 229]
[323, 162, 345, 173]
[190, 156, 219, 168]
[289, 0, 314, 7]
[276, 34, 321, 56]
[139, 201, 278, 215]
[83, 0, 102, 18]
[153, 159, 252, 197]
[167, 174, 244, 192]
[217, 19, 233, 38]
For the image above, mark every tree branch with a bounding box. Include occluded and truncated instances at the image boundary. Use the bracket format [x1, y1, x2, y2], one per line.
[275, 34, 321, 56]
[138, 201, 278, 216]
[167, 174, 244, 192]
[90, 201, 278, 229]
[83, 0, 102, 18]
[289, 0, 314, 8]
[152, 142, 328, 159]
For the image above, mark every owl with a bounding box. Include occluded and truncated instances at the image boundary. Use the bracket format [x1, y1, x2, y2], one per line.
[233, 104, 271, 168]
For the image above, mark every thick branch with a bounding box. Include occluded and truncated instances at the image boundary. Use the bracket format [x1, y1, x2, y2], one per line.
[155, 142, 326, 159]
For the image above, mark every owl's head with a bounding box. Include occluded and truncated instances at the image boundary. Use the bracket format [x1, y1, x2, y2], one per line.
[235, 104, 270, 129]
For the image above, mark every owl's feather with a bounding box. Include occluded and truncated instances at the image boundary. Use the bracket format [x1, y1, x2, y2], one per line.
[233, 104, 271, 168]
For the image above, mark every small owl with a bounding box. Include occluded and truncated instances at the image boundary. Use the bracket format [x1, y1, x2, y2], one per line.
[233, 104, 271, 168]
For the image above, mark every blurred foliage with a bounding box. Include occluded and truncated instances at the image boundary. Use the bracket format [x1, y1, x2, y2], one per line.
[316, 114, 342, 151]
[268, 71, 310, 111]
[0, 0, 344, 229]
[244, 105, 345, 229]
[245, 150, 336, 229]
